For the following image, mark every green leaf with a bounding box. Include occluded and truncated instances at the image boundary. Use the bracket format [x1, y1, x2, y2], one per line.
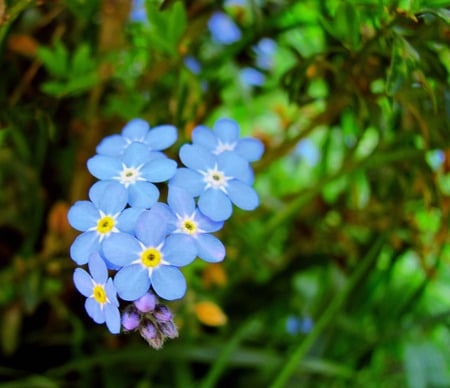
[333, 2, 360, 50]
[71, 43, 95, 75]
[37, 42, 69, 78]
[418, 7, 450, 24]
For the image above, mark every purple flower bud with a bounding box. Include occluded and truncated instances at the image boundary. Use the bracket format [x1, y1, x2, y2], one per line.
[134, 292, 157, 313]
[140, 320, 157, 340]
[158, 320, 178, 339]
[153, 304, 172, 322]
[122, 310, 140, 331]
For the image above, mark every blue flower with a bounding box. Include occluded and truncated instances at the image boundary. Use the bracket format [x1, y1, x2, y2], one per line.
[184, 56, 202, 75]
[170, 143, 259, 221]
[67, 180, 142, 265]
[294, 138, 321, 167]
[87, 142, 177, 208]
[253, 38, 277, 70]
[129, 0, 148, 24]
[240, 67, 266, 87]
[102, 210, 196, 301]
[73, 252, 121, 334]
[96, 118, 177, 158]
[192, 118, 264, 162]
[152, 186, 225, 263]
[208, 11, 241, 45]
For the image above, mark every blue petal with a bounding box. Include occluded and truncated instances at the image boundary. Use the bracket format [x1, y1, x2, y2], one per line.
[169, 169, 205, 196]
[85, 297, 105, 324]
[167, 186, 195, 215]
[117, 207, 145, 234]
[104, 303, 121, 334]
[68, 201, 98, 231]
[88, 252, 108, 284]
[89, 181, 128, 214]
[134, 211, 167, 246]
[195, 210, 224, 232]
[217, 152, 253, 184]
[122, 142, 151, 167]
[114, 265, 150, 301]
[163, 234, 197, 266]
[87, 155, 122, 180]
[140, 158, 177, 182]
[227, 180, 259, 210]
[198, 189, 232, 221]
[195, 234, 226, 263]
[192, 125, 217, 151]
[151, 266, 186, 300]
[105, 278, 119, 306]
[70, 232, 100, 265]
[236, 138, 264, 162]
[73, 268, 93, 297]
[128, 181, 159, 208]
[102, 233, 140, 267]
[208, 11, 241, 45]
[213, 118, 240, 143]
[122, 118, 149, 141]
[96, 134, 126, 157]
[145, 124, 177, 150]
[179, 144, 215, 171]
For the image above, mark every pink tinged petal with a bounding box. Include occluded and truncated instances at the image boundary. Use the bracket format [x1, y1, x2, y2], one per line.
[89, 180, 128, 214]
[73, 268, 93, 297]
[87, 155, 122, 180]
[88, 252, 108, 283]
[85, 298, 105, 324]
[151, 266, 186, 300]
[128, 181, 159, 208]
[192, 125, 217, 151]
[195, 234, 226, 263]
[114, 265, 150, 301]
[68, 201, 99, 231]
[163, 234, 197, 266]
[134, 292, 157, 312]
[236, 138, 264, 162]
[104, 304, 121, 334]
[70, 232, 101, 265]
[145, 124, 177, 150]
[122, 118, 149, 140]
[122, 142, 151, 166]
[96, 134, 126, 157]
[179, 144, 215, 171]
[135, 211, 167, 246]
[227, 180, 259, 210]
[102, 233, 141, 267]
[198, 189, 232, 221]
[213, 118, 240, 142]
[167, 186, 195, 215]
[169, 169, 205, 196]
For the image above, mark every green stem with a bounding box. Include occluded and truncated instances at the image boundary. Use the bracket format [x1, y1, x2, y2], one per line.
[270, 235, 385, 388]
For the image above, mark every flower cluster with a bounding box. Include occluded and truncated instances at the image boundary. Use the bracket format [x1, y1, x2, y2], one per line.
[67, 117, 263, 347]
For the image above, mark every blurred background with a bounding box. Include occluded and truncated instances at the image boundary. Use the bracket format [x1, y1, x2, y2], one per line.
[0, 0, 449, 387]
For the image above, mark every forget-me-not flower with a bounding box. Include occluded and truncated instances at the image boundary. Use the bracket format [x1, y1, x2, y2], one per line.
[152, 186, 226, 263]
[192, 118, 264, 162]
[96, 118, 177, 158]
[170, 142, 259, 221]
[102, 210, 196, 301]
[73, 252, 121, 334]
[87, 142, 177, 208]
[208, 11, 241, 45]
[240, 67, 266, 87]
[253, 38, 277, 70]
[68, 180, 142, 265]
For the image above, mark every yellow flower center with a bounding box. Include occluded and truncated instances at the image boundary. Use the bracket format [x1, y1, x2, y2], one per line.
[97, 216, 115, 234]
[93, 284, 107, 304]
[141, 248, 161, 268]
[181, 220, 197, 235]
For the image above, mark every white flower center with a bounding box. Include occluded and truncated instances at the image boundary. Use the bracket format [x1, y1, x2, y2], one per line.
[201, 165, 231, 193]
[117, 163, 144, 187]
[213, 140, 237, 155]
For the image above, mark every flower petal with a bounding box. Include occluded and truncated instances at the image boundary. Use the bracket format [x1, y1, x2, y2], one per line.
[73, 268, 93, 297]
[217, 152, 253, 184]
[96, 134, 126, 157]
[192, 125, 216, 151]
[140, 158, 177, 182]
[87, 155, 122, 180]
[227, 180, 259, 210]
[198, 189, 232, 221]
[89, 180, 128, 214]
[151, 266, 186, 300]
[104, 303, 121, 334]
[102, 232, 140, 267]
[122, 118, 149, 141]
[134, 210, 167, 246]
[179, 144, 215, 171]
[70, 232, 100, 265]
[145, 124, 177, 150]
[117, 207, 145, 234]
[105, 278, 119, 306]
[114, 265, 150, 301]
[195, 234, 226, 263]
[85, 297, 105, 324]
[68, 201, 99, 231]
[167, 186, 195, 215]
[122, 142, 151, 167]
[213, 118, 240, 142]
[236, 138, 264, 162]
[169, 169, 205, 196]
[88, 252, 108, 284]
[128, 181, 159, 208]
[163, 234, 197, 266]
[195, 211, 224, 232]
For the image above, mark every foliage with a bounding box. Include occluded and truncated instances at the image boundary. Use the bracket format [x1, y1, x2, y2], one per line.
[0, 0, 449, 387]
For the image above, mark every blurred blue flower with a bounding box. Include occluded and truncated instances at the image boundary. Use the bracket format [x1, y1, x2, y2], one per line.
[426, 149, 445, 170]
[73, 252, 121, 334]
[225, 0, 247, 6]
[192, 118, 264, 162]
[184, 56, 202, 75]
[294, 138, 321, 167]
[208, 11, 241, 45]
[67, 181, 142, 265]
[87, 142, 177, 208]
[102, 210, 196, 301]
[170, 143, 259, 221]
[240, 67, 266, 87]
[96, 118, 177, 158]
[253, 37, 277, 70]
[286, 315, 314, 335]
[129, 0, 148, 24]
[152, 186, 225, 263]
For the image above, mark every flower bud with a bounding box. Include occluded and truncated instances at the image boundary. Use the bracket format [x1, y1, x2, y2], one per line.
[134, 292, 157, 313]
